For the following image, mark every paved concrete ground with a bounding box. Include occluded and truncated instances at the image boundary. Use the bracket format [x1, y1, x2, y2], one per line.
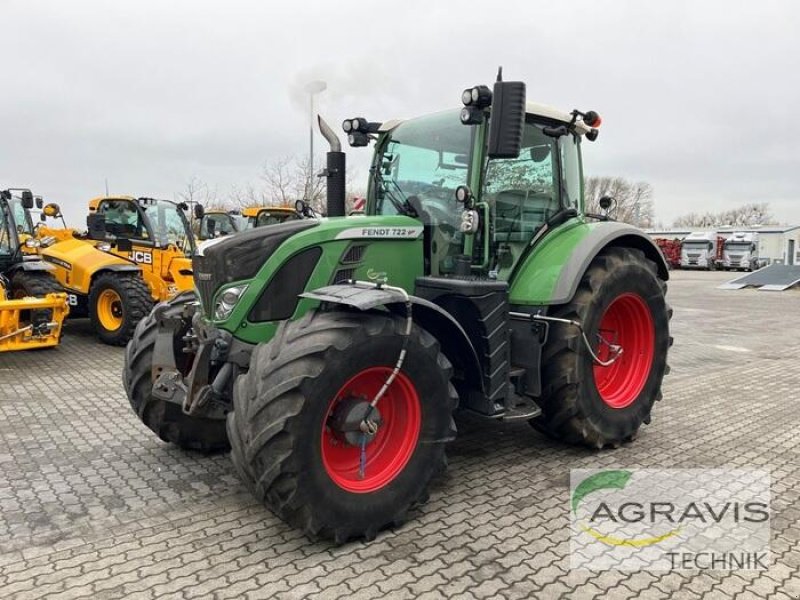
[0, 270, 798, 599]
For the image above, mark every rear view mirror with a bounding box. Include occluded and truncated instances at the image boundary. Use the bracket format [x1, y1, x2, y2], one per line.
[21, 190, 34, 210]
[487, 80, 526, 159]
[193, 204, 205, 220]
[87, 213, 106, 240]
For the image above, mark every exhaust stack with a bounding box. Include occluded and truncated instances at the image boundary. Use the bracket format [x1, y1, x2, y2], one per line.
[318, 115, 346, 217]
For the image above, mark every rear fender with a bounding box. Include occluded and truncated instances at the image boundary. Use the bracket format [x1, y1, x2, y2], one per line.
[509, 220, 669, 305]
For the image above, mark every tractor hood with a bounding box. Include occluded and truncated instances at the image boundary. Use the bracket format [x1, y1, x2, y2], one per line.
[193, 215, 424, 320]
[193, 220, 319, 316]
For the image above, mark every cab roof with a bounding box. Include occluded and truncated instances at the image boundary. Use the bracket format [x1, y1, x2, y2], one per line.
[379, 102, 592, 136]
[241, 206, 296, 218]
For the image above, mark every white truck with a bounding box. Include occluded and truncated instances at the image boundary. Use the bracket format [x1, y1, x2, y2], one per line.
[722, 231, 760, 271]
[680, 231, 719, 270]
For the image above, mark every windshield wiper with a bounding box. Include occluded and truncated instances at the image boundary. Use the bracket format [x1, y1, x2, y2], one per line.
[374, 170, 417, 217]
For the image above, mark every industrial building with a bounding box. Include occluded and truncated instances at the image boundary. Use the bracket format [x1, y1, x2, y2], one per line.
[647, 225, 800, 265]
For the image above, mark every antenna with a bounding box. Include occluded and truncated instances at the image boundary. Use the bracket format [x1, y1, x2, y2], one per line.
[104, 178, 109, 196]
[496, 66, 503, 82]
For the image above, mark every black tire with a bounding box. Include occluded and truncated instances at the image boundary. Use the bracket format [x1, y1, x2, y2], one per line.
[228, 310, 458, 543]
[533, 246, 672, 448]
[89, 272, 153, 345]
[10, 270, 63, 298]
[123, 292, 230, 452]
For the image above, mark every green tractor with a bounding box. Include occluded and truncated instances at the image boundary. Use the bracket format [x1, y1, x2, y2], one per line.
[124, 73, 671, 542]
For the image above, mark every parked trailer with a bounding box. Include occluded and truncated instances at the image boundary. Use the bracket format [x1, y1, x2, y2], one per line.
[655, 238, 682, 269]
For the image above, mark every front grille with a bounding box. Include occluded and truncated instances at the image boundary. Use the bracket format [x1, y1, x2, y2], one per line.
[333, 268, 355, 284]
[192, 255, 219, 316]
[341, 244, 365, 264]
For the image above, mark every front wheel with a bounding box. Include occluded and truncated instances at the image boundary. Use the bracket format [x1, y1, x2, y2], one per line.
[124, 292, 230, 452]
[534, 247, 672, 448]
[89, 272, 153, 345]
[228, 310, 458, 543]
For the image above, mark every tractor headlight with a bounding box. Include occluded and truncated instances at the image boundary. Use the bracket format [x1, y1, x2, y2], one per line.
[25, 238, 41, 248]
[96, 241, 112, 252]
[214, 285, 248, 320]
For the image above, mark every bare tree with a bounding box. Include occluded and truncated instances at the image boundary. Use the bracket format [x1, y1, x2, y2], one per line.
[238, 154, 329, 212]
[585, 176, 655, 227]
[178, 176, 219, 209]
[673, 202, 774, 228]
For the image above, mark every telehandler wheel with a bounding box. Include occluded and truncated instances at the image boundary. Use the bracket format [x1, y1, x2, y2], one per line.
[89, 272, 153, 346]
[10, 271, 65, 338]
[124, 292, 230, 452]
[534, 247, 672, 448]
[228, 310, 458, 543]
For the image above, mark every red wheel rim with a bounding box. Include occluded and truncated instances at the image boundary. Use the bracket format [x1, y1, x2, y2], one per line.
[592, 293, 655, 409]
[321, 367, 421, 493]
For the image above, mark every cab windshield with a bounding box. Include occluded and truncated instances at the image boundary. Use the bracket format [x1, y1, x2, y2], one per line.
[725, 241, 754, 250]
[372, 110, 472, 226]
[684, 241, 713, 251]
[142, 200, 195, 254]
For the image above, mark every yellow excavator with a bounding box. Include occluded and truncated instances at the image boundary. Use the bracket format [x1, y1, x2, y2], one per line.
[35, 196, 195, 345]
[0, 189, 68, 352]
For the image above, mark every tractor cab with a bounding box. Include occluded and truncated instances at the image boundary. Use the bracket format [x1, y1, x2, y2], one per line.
[241, 206, 302, 229]
[366, 103, 587, 281]
[197, 209, 241, 241]
[0, 189, 41, 270]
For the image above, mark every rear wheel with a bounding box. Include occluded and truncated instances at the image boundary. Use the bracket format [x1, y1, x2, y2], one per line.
[89, 272, 153, 345]
[534, 247, 672, 448]
[123, 292, 230, 452]
[228, 310, 458, 543]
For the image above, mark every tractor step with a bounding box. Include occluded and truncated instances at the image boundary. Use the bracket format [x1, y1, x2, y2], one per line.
[500, 394, 542, 421]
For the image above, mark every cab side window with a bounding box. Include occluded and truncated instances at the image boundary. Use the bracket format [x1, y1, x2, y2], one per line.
[484, 122, 559, 242]
[99, 200, 149, 240]
[0, 206, 11, 255]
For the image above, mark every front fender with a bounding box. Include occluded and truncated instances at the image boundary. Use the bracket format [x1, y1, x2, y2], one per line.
[11, 258, 54, 272]
[40, 238, 141, 293]
[509, 219, 669, 305]
[301, 283, 484, 395]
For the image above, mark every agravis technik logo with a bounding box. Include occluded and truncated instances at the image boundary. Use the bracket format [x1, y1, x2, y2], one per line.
[570, 469, 770, 571]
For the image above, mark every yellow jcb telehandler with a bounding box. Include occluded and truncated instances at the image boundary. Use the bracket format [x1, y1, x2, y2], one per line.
[36, 196, 195, 345]
[0, 189, 68, 352]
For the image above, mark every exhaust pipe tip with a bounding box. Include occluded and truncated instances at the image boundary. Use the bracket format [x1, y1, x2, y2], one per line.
[318, 115, 341, 153]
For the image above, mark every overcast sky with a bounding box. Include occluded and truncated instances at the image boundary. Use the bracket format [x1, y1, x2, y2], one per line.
[2, 0, 799, 226]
